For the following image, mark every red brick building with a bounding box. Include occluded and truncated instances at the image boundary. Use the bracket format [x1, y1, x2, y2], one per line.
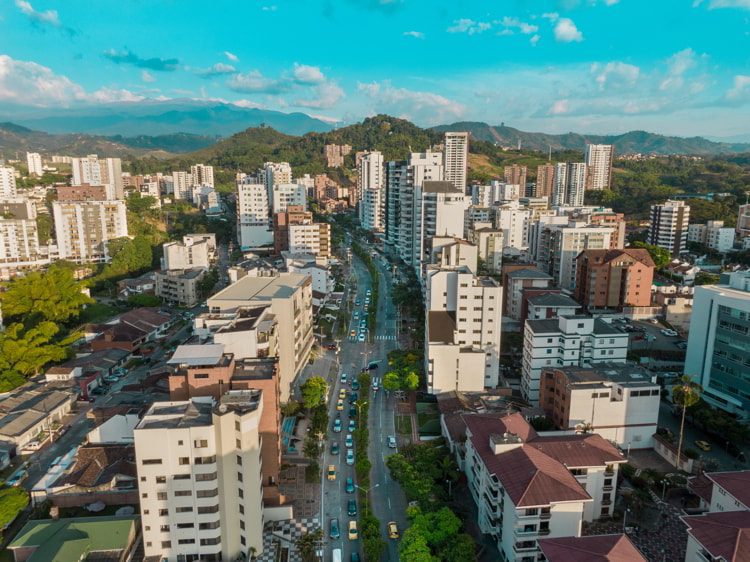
[575, 248, 655, 311]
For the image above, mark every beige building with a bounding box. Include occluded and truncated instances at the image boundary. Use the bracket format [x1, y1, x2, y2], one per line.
[443, 132, 469, 192]
[134, 392, 264, 562]
[288, 222, 331, 258]
[155, 268, 206, 307]
[162, 238, 212, 270]
[207, 274, 313, 401]
[52, 199, 128, 262]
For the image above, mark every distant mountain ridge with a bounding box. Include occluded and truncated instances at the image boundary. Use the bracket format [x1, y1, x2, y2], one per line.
[431, 121, 750, 156]
[0, 99, 335, 138]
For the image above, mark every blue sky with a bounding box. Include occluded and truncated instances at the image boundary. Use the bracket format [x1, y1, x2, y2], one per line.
[1, 0, 750, 136]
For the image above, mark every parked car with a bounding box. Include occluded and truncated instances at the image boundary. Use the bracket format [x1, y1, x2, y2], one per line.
[341, 373, 348, 384]
[350, 330, 357, 338]
[351, 378, 360, 391]
[347, 499, 357, 517]
[348, 392, 358, 404]
[337, 400, 344, 411]
[348, 420, 356, 432]
[357, 333, 365, 342]
[333, 418, 342, 433]
[346, 449, 355, 466]
[387, 521, 400, 539]
[330, 518, 340, 539]
[345, 434, 353, 448]
[348, 520, 358, 540]
[387, 436, 397, 448]
[695, 440, 712, 452]
[22, 440, 41, 452]
[331, 442, 340, 455]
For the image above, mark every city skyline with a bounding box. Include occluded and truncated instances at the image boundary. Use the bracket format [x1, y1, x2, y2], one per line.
[2, 0, 750, 137]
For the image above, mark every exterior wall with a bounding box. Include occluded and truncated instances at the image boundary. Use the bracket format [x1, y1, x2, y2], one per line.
[236, 181, 273, 249]
[709, 484, 749, 513]
[584, 144, 614, 191]
[506, 276, 552, 321]
[649, 200, 690, 256]
[52, 200, 128, 263]
[575, 252, 654, 311]
[443, 132, 468, 192]
[155, 270, 204, 307]
[426, 344, 486, 394]
[287, 223, 331, 257]
[271, 184, 306, 214]
[162, 241, 211, 270]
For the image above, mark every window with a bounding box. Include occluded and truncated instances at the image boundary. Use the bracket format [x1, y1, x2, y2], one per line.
[198, 505, 220, 514]
[158, 509, 168, 516]
[239, 505, 245, 514]
[195, 472, 217, 482]
[176, 506, 193, 513]
[194, 374, 209, 379]
[157, 492, 167, 500]
[236, 455, 243, 466]
[235, 421, 241, 431]
[238, 488, 244, 498]
[240, 536, 246, 546]
[174, 474, 191, 480]
[240, 520, 245, 530]
[236, 439, 242, 448]
[142, 493, 148, 499]
[201, 537, 221, 546]
[156, 476, 166, 483]
[178, 457, 190, 465]
[178, 539, 195, 545]
[142, 459, 162, 465]
[178, 440, 183, 446]
[194, 439, 208, 448]
[160, 525, 169, 532]
[197, 489, 219, 498]
[140, 476, 146, 482]
[237, 472, 243, 482]
[174, 490, 192, 497]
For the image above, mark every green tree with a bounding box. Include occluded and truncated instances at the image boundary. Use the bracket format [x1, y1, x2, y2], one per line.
[295, 528, 322, 562]
[632, 241, 672, 268]
[36, 214, 53, 243]
[300, 376, 328, 410]
[673, 375, 702, 468]
[127, 293, 162, 307]
[399, 529, 436, 562]
[404, 371, 420, 390]
[383, 371, 401, 392]
[443, 533, 476, 562]
[126, 192, 158, 215]
[0, 322, 69, 389]
[0, 266, 93, 324]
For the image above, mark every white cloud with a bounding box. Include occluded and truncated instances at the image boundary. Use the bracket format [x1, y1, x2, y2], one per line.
[592, 61, 640, 90]
[292, 63, 326, 85]
[530, 34, 541, 46]
[497, 16, 538, 35]
[231, 99, 265, 109]
[295, 81, 344, 109]
[659, 48, 696, 91]
[554, 18, 583, 42]
[707, 0, 750, 8]
[141, 70, 155, 83]
[196, 62, 236, 78]
[403, 30, 425, 39]
[727, 75, 750, 99]
[261, 5, 278, 11]
[542, 12, 560, 21]
[549, 99, 570, 115]
[228, 70, 288, 94]
[447, 18, 492, 35]
[357, 80, 465, 125]
[88, 87, 144, 103]
[224, 51, 239, 62]
[15, 0, 60, 26]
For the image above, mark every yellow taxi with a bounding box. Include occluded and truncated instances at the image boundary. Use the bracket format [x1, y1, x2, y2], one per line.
[327, 465, 336, 481]
[348, 520, 358, 540]
[336, 399, 344, 411]
[387, 521, 399, 539]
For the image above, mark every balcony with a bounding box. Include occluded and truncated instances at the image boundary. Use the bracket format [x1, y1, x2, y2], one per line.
[539, 511, 551, 520]
[513, 541, 538, 553]
[603, 485, 613, 492]
[601, 499, 612, 506]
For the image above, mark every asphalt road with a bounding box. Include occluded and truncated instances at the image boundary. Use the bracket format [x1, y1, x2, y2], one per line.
[321, 252, 407, 562]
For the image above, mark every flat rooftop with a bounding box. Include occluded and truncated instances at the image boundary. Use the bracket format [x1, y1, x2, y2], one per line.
[550, 363, 657, 387]
[208, 273, 308, 303]
[136, 399, 214, 430]
[167, 344, 228, 367]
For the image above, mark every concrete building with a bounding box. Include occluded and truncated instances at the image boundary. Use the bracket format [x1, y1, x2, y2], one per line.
[737, 204, 750, 240]
[273, 206, 312, 255]
[52, 199, 128, 262]
[0, 382, 77, 449]
[56, 184, 108, 201]
[536, 164, 555, 199]
[155, 268, 206, 307]
[536, 221, 615, 291]
[462, 413, 625, 561]
[540, 363, 660, 448]
[425, 265, 502, 393]
[288, 223, 331, 258]
[443, 132, 468, 192]
[470, 227, 504, 273]
[649, 200, 690, 257]
[504, 165, 527, 192]
[271, 183, 306, 214]
[0, 198, 40, 267]
[72, 155, 123, 199]
[683, 511, 750, 562]
[237, 179, 273, 249]
[426, 237, 479, 274]
[687, 220, 736, 252]
[552, 163, 587, 207]
[357, 151, 384, 231]
[134, 393, 264, 561]
[26, 152, 43, 176]
[162, 238, 212, 271]
[207, 274, 313, 402]
[503, 267, 554, 320]
[417, 181, 470, 272]
[0, 166, 18, 198]
[575, 248, 655, 311]
[261, 162, 293, 197]
[495, 200, 532, 255]
[190, 164, 214, 188]
[324, 144, 351, 168]
[526, 293, 581, 321]
[171, 171, 193, 200]
[584, 144, 614, 191]
[684, 271, 750, 418]
[521, 316, 629, 405]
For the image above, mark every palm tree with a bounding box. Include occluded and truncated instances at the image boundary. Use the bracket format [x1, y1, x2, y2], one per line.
[673, 375, 702, 469]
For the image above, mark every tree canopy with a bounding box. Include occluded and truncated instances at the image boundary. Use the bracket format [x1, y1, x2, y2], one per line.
[399, 506, 475, 562]
[0, 322, 69, 391]
[632, 241, 672, 269]
[300, 376, 328, 410]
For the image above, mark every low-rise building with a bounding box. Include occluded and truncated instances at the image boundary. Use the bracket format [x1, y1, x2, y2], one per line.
[539, 363, 660, 448]
[462, 413, 625, 561]
[155, 268, 206, 307]
[521, 316, 629, 405]
[538, 535, 647, 562]
[0, 383, 77, 449]
[162, 237, 213, 270]
[526, 293, 581, 321]
[134, 392, 264, 562]
[503, 267, 554, 320]
[682, 511, 750, 562]
[688, 220, 736, 252]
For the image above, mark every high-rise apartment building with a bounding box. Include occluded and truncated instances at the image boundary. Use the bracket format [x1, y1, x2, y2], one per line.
[684, 271, 750, 419]
[357, 151, 384, 231]
[575, 248, 655, 311]
[649, 200, 690, 256]
[207, 274, 313, 402]
[417, 181, 470, 272]
[271, 184, 307, 214]
[324, 144, 352, 168]
[72, 155, 123, 199]
[162, 238, 212, 270]
[72, 155, 102, 187]
[172, 171, 194, 200]
[26, 152, 43, 176]
[521, 315, 628, 404]
[52, 199, 128, 262]
[236, 179, 273, 249]
[190, 164, 215, 188]
[0, 166, 18, 198]
[504, 164, 527, 191]
[261, 162, 293, 200]
[584, 144, 614, 190]
[494, 200, 532, 254]
[288, 222, 331, 257]
[134, 392, 264, 562]
[536, 164, 555, 199]
[443, 132, 468, 192]
[0, 198, 40, 266]
[552, 163, 587, 207]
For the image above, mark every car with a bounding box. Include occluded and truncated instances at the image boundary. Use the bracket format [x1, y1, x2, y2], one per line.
[367, 361, 379, 370]
[332, 442, 340, 455]
[649, 318, 659, 324]
[348, 520, 358, 540]
[387, 436, 397, 449]
[366, 289, 372, 295]
[351, 553, 360, 562]
[346, 449, 355, 465]
[325, 343, 338, 350]
[387, 521, 400, 539]
[349, 406, 357, 418]
[348, 499, 358, 516]
[350, 330, 356, 338]
[327, 465, 337, 481]
[333, 418, 342, 433]
[339, 389, 347, 399]
[695, 440, 712, 452]
[348, 392, 358, 404]
[661, 329, 679, 337]
[357, 333, 365, 342]
[351, 379, 360, 391]
[355, 299, 361, 306]
[353, 310, 360, 318]
[330, 518, 340, 539]
[22, 440, 41, 452]
[348, 420, 356, 432]
[372, 378, 380, 392]
[346, 478, 355, 493]
[345, 434, 353, 448]
[337, 400, 344, 411]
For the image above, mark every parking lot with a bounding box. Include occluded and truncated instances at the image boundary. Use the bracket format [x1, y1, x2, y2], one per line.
[615, 319, 688, 353]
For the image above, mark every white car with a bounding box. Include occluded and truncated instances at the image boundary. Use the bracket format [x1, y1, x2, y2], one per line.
[357, 333, 365, 342]
[346, 449, 355, 466]
[387, 436, 397, 448]
[661, 329, 678, 337]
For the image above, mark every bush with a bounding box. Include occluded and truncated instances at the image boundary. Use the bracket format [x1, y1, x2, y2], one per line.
[684, 447, 699, 460]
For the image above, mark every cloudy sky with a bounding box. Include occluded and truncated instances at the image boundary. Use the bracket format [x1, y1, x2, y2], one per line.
[1, 0, 750, 137]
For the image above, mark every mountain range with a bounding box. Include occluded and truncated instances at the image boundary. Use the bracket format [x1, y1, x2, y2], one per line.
[1, 101, 749, 160]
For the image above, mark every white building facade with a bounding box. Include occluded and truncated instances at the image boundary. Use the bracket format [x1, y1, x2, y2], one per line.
[236, 179, 273, 249]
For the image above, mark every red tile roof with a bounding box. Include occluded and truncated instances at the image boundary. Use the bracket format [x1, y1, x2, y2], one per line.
[463, 413, 593, 507]
[683, 511, 750, 561]
[529, 433, 625, 468]
[706, 471, 750, 509]
[688, 474, 714, 505]
[539, 534, 647, 562]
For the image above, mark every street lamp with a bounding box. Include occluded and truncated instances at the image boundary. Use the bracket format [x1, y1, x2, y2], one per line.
[661, 479, 667, 500]
[355, 400, 368, 418]
[623, 508, 631, 533]
[355, 482, 380, 513]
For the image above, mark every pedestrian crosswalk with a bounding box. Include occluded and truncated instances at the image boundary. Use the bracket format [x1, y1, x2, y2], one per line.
[374, 334, 397, 340]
